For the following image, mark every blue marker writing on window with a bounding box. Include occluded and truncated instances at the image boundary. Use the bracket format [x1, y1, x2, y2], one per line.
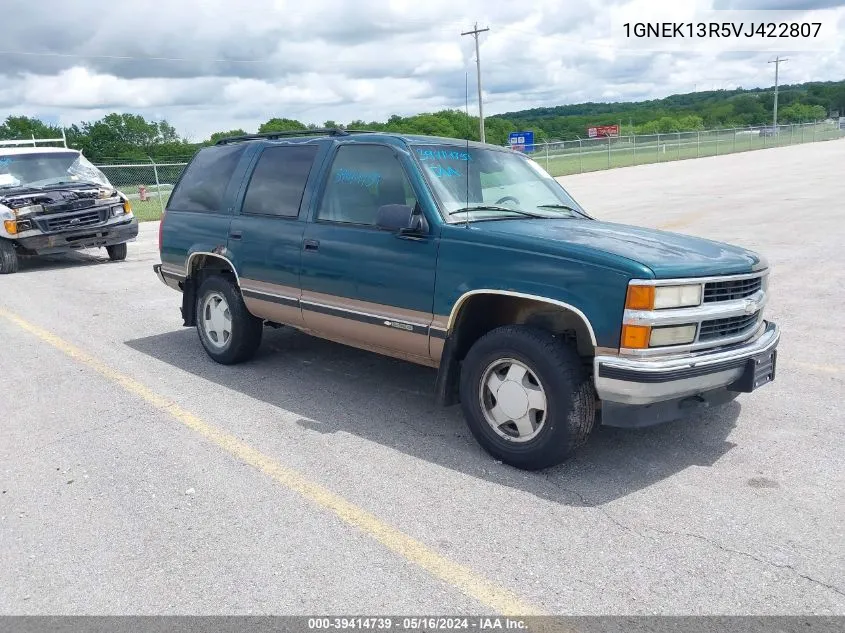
[417, 149, 472, 162]
[334, 168, 381, 188]
[428, 164, 462, 178]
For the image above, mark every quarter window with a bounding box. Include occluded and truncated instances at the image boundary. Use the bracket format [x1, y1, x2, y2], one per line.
[241, 145, 318, 217]
[317, 145, 417, 226]
[167, 144, 246, 213]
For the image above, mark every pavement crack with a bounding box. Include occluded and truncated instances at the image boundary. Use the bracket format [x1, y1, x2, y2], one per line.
[541, 476, 844, 599]
[541, 475, 636, 535]
[18, 421, 123, 457]
[646, 527, 845, 598]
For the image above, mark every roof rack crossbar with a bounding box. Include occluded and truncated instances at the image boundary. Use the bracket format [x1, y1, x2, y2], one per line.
[0, 133, 68, 148]
[215, 128, 373, 145]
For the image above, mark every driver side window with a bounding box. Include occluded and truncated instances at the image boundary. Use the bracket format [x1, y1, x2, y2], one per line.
[317, 145, 417, 226]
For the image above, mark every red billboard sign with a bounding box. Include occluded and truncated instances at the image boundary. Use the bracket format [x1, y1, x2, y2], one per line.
[587, 125, 620, 138]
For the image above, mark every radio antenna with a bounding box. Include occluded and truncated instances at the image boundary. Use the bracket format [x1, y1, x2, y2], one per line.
[464, 71, 470, 229]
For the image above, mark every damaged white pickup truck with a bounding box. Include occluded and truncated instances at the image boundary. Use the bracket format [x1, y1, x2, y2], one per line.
[0, 141, 138, 274]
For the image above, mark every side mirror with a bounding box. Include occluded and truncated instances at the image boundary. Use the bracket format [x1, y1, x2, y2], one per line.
[376, 204, 415, 232]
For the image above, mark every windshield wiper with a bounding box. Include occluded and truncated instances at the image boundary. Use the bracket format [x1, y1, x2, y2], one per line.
[448, 205, 545, 219]
[535, 203, 584, 216]
[35, 180, 99, 189]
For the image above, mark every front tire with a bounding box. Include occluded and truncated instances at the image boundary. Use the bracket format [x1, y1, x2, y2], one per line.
[0, 240, 19, 274]
[195, 275, 263, 364]
[106, 243, 128, 261]
[459, 325, 596, 470]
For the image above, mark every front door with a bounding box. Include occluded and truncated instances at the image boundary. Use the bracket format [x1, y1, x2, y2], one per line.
[300, 143, 439, 363]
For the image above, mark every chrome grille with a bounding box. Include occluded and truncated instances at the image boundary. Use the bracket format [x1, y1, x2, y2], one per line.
[699, 311, 760, 342]
[41, 209, 107, 232]
[703, 276, 762, 302]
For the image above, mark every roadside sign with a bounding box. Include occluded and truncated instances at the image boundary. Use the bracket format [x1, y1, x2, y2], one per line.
[587, 124, 620, 138]
[508, 131, 534, 153]
[839, 117, 845, 130]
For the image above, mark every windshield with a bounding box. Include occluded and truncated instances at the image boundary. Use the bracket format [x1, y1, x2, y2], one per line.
[413, 144, 588, 222]
[0, 151, 112, 190]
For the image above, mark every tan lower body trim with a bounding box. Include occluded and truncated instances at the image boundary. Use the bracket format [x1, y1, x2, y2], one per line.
[240, 278, 304, 326]
[297, 326, 439, 368]
[300, 290, 437, 362]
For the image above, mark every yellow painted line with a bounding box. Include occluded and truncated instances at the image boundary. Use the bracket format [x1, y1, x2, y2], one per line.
[0, 306, 543, 616]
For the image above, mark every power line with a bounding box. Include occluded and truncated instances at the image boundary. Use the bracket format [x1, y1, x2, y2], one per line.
[461, 22, 489, 143]
[0, 50, 272, 64]
[769, 56, 789, 128]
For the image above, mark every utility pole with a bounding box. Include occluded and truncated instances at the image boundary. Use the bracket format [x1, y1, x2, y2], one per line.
[461, 22, 490, 143]
[769, 56, 788, 129]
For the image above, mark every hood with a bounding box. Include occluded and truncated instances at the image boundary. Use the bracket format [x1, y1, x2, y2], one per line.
[472, 218, 765, 278]
[0, 184, 117, 213]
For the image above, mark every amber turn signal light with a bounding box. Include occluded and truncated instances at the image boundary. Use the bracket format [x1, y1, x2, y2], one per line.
[3, 219, 17, 235]
[621, 324, 651, 349]
[625, 285, 655, 310]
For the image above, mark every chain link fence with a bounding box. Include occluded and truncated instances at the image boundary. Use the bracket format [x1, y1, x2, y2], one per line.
[93, 121, 845, 221]
[96, 158, 190, 221]
[510, 121, 845, 177]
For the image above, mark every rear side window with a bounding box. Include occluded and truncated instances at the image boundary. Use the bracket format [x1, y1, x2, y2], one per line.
[241, 145, 318, 217]
[167, 144, 246, 213]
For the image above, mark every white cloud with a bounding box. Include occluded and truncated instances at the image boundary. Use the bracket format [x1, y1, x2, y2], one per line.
[0, 0, 843, 140]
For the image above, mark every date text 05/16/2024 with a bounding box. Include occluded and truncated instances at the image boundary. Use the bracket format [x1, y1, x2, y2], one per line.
[307, 617, 529, 630]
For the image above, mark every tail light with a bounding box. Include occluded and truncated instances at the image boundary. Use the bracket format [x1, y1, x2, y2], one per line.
[158, 210, 165, 251]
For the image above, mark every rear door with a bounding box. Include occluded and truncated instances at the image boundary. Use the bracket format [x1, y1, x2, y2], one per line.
[227, 143, 323, 327]
[299, 143, 439, 363]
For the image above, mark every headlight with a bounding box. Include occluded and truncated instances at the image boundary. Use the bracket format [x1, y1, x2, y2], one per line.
[654, 284, 702, 309]
[626, 283, 702, 310]
[111, 201, 132, 217]
[14, 204, 43, 216]
[649, 324, 697, 346]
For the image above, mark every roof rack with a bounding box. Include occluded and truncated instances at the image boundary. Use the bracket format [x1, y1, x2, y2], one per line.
[0, 130, 68, 148]
[214, 128, 373, 145]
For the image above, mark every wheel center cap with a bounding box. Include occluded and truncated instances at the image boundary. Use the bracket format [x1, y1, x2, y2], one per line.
[497, 381, 529, 419]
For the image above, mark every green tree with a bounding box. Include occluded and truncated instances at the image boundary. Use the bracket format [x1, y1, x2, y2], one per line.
[258, 118, 307, 133]
[208, 129, 247, 144]
[779, 103, 827, 122]
[0, 115, 61, 141]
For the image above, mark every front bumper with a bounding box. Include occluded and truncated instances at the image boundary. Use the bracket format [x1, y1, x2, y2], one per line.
[15, 218, 139, 255]
[594, 320, 780, 406]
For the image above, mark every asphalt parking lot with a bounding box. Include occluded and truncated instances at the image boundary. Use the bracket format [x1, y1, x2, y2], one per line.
[1, 140, 843, 616]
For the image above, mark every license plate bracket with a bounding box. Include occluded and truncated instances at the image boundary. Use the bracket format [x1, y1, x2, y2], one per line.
[730, 349, 777, 393]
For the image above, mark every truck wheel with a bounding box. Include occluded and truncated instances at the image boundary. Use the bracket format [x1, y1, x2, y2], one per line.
[106, 243, 127, 261]
[195, 275, 263, 364]
[0, 240, 19, 274]
[459, 325, 596, 470]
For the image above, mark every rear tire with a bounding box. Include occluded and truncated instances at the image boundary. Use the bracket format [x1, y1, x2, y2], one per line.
[459, 325, 596, 470]
[195, 275, 263, 364]
[106, 243, 128, 261]
[0, 240, 19, 274]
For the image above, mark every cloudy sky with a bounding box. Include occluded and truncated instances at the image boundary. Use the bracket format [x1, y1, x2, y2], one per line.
[2, 0, 844, 140]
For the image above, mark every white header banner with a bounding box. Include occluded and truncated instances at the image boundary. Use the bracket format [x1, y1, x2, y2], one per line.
[610, 7, 842, 53]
